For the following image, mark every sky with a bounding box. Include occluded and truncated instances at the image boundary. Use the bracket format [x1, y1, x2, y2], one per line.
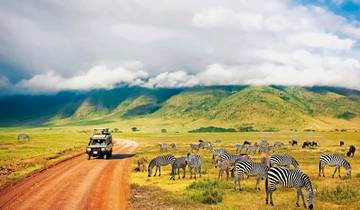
[0, 0, 360, 94]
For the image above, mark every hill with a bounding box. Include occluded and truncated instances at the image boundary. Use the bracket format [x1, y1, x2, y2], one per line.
[0, 85, 359, 130]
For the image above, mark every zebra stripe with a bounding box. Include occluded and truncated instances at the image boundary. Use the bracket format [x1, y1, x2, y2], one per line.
[266, 167, 315, 209]
[234, 161, 269, 190]
[319, 154, 351, 178]
[148, 154, 176, 177]
[220, 151, 251, 164]
[186, 153, 202, 179]
[270, 155, 299, 168]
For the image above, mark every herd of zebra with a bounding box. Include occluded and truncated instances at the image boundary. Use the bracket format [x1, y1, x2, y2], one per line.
[140, 139, 355, 209]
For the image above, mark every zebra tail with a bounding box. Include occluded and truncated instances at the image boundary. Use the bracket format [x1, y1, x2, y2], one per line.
[318, 160, 321, 173]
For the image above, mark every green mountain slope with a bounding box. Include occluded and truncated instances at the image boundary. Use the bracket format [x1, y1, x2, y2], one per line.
[0, 85, 359, 129]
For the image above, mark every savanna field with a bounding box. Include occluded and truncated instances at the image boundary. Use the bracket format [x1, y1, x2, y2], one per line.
[1, 124, 360, 210]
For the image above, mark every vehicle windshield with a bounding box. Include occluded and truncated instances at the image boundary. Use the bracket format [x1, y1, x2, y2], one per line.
[90, 139, 106, 145]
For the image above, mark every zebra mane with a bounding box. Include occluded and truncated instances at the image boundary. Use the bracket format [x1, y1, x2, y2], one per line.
[148, 158, 156, 169]
[301, 173, 314, 192]
[343, 159, 351, 170]
[292, 157, 299, 166]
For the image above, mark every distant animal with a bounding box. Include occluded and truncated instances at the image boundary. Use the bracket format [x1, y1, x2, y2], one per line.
[339, 141, 344, 147]
[170, 157, 187, 180]
[148, 154, 176, 177]
[159, 143, 168, 152]
[289, 139, 298, 146]
[137, 157, 148, 172]
[269, 155, 299, 169]
[273, 142, 284, 147]
[215, 159, 231, 180]
[199, 140, 212, 150]
[212, 148, 226, 163]
[347, 145, 356, 157]
[190, 143, 201, 152]
[220, 151, 251, 165]
[266, 167, 315, 209]
[169, 143, 176, 149]
[186, 153, 202, 179]
[215, 139, 221, 143]
[234, 160, 269, 190]
[17, 134, 30, 142]
[302, 141, 317, 148]
[243, 140, 251, 145]
[311, 141, 318, 147]
[259, 145, 274, 154]
[235, 144, 247, 153]
[319, 154, 351, 178]
[246, 145, 258, 154]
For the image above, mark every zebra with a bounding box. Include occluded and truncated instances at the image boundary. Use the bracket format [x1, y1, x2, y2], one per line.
[319, 154, 351, 178]
[170, 157, 187, 180]
[269, 155, 299, 168]
[199, 140, 212, 150]
[234, 160, 269, 190]
[137, 157, 148, 172]
[17, 134, 30, 142]
[212, 148, 226, 163]
[148, 154, 176, 177]
[186, 153, 202, 179]
[235, 144, 247, 153]
[246, 145, 258, 154]
[159, 143, 168, 152]
[266, 167, 315, 209]
[190, 143, 201, 152]
[215, 159, 231, 180]
[220, 151, 251, 165]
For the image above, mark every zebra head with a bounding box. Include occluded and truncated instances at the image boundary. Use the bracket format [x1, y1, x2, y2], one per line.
[148, 159, 155, 177]
[306, 189, 316, 209]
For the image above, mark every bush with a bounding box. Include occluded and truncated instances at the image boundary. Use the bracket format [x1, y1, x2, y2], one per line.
[201, 188, 223, 204]
[239, 126, 258, 132]
[188, 180, 223, 204]
[161, 128, 167, 133]
[318, 185, 359, 204]
[336, 111, 356, 120]
[188, 126, 236, 133]
[131, 127, 139, 132]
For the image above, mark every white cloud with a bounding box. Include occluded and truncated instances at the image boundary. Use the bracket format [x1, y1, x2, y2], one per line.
[288, 32, 355, 50]
[0, 0, 360, 92]
[14, 65, 148, 93]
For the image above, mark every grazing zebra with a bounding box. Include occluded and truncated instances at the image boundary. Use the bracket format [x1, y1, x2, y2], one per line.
[17, 134, 30, 142]
[269, 155, 299, 168]
[186, 153, 202, 179]
[266, 167, 315, 209]
[190, 143, 201, 152]
[148, 154, 176, 177]
[215, 159, 231, 180]
[220, 151, 251, 165]
[258, 145, 274, 154]
[234, 160, 269, 190]
[170, 157, 187, 180]
[235, 144, 247, 153]
[246, 145, 258, 154]
[319, 154, 351, 178]
[159, 143, 168, 152]
[169, 143, 176, 149]
[212, 148, 226, 163]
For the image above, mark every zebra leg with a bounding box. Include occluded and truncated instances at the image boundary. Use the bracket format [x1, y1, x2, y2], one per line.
[296, 189, 301, 207]
[190, 167, 193, 179]
[256, 176, 261, 190]
[158, 166, 161, 176]
[338, 167, 341, 178]
[332, 167, 338, 178]
[322, 166, 325, 177]
[218, 170, 221, 179]
[199, 166, 202, 177]
[265, 177, 269, 204]
[269, 190, 274, 206]
[154, 166, 158, 176]
[299, 189, 306, 208]
[182, 167, 186, 178]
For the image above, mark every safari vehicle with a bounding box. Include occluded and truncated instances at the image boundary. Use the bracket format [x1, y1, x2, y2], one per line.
[86, 128, 113, 160]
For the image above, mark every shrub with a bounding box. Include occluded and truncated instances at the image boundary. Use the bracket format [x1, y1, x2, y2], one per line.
[188, 180, 223, 204]
[318, 185, 359, 204]
[188, 126, 236, 133]
[238, 126, 258, 132]
[201, 188, 223, 204]
[131, 127, 139, 132]
[161, 128, 167, 133]
[336, 111, 356, 120]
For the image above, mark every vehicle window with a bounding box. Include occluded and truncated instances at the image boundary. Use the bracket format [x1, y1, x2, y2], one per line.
[91, 139, 106, 145]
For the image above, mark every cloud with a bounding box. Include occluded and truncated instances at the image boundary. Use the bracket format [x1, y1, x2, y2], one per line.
[0, 0, 360, 93]
[13, 65, 148, 93]
[288, 32, 355, 50]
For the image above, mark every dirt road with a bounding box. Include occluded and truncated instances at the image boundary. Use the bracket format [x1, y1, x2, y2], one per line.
[0, 139, 138, 210]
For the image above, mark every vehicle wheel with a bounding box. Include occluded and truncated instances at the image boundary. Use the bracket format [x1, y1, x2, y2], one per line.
[109, 150, 112, 158]
[88, 155, 91, 160]
[104, 153, 108, 160]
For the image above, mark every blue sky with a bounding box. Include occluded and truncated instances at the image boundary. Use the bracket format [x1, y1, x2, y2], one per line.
[0, 0, 360, 94]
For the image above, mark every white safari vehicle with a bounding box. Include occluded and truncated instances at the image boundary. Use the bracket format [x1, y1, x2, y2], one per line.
[86, 128, 113, 160]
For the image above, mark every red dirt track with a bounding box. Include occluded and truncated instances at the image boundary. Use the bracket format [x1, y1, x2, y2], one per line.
[0, 139, 138, 210]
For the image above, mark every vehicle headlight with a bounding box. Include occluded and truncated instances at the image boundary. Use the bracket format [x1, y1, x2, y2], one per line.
[87, 148, 91, 152]
[101, 148, 106, 151]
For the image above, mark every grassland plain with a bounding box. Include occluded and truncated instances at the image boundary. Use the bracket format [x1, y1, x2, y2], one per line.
[1, 124, 360, 209]
[128, 131, 360, 210]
